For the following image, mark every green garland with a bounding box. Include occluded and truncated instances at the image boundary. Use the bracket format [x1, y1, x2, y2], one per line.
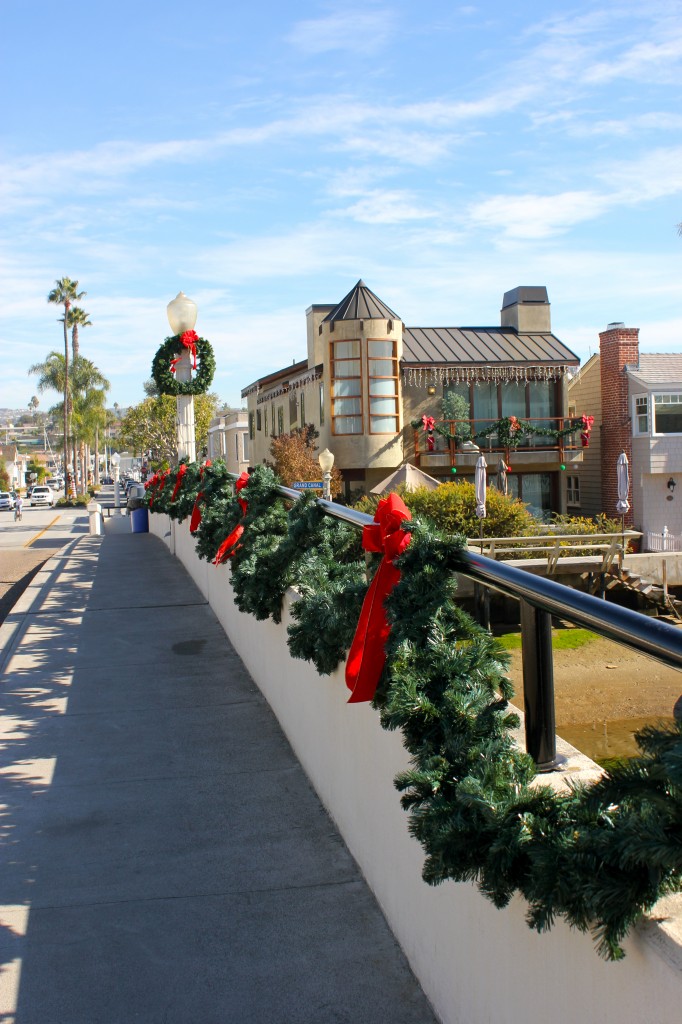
[151, 333, 216, 396]
[148, 462, 682, 959]
[412, 415, 585, 450]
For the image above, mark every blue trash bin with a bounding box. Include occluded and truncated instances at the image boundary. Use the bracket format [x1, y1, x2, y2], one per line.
[130, 506, 149, 533]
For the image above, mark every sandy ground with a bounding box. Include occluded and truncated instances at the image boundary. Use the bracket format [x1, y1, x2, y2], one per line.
[505, 633, 682, 725]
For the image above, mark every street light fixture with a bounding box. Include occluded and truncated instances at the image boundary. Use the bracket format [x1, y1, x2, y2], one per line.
[318, 448, 334, 501]
[111, 451, 121, 512]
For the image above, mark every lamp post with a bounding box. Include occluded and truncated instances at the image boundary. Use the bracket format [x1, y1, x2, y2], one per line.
[318, 448, 334, 501]
[111, 451, 121, 513]
[167, 291, 197, 463]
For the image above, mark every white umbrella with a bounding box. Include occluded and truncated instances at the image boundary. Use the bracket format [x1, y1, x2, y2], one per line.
[475, 455, 488, 519]
[616, 452, 630, 514]
[616, 452, 630, 555]
[370, 464, 441, 494]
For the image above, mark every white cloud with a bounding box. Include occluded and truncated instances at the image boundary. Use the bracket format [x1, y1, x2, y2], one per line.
[342, 189, 438, 224]
[286, 8, 396, 55]
[468, 190, 612, 239]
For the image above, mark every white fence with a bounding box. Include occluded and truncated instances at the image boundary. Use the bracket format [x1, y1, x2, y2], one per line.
[646, 529, 682, 552]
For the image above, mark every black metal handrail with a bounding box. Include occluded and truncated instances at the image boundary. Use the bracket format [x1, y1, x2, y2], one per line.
[271, 484, 682, 769]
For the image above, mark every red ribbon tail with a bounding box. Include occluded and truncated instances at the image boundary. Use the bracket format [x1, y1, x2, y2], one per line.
[345, 560, 399, 703]
[190, 496, 203, 533]
[213, 524, 244, 565]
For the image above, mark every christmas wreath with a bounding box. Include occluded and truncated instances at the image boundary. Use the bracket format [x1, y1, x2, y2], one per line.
[151, 331, 216, 396]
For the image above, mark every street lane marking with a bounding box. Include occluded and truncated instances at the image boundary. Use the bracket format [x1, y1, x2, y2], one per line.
[24, 514, 61, 548]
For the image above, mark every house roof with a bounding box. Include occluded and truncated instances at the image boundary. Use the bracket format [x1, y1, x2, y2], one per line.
[402, 326, 579, 368]
[322, 280, 398, 324]
[627, 354, 682, 387]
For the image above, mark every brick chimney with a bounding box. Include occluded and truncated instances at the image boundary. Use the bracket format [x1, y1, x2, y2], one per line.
[599, 322, 639, 525]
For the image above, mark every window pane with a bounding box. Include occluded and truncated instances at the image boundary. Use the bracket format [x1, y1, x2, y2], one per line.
[528, 381, 555, 417]
[333, 340, 360, 358]
[369, 379, 397, 396]
[368, 359, 395, 376]
[334, 397, 361, 415]
[242, 433, 249, 460]
[472, 382, 497, 428]
[319, 384, 325, 425]
[334, 359, 361, 377]
[368, 340, 393, 357]
[371, 415, 398, 433]
[300, 392, 305, 424]
[334, 416, 362, 434]
[522, 473, 552, 517]
[655, 395, 682, 434]
[333, 378, 361, 397]
[501, 382, 526, 419]
[370, 396, 397, 414]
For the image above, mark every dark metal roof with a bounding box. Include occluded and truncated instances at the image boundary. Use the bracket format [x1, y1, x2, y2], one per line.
[402, 326, 579, 367]
[323, 280, 398, 323]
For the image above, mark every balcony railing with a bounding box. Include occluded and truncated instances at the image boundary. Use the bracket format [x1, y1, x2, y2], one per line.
[272, 482, 682, 772]
[413, 416, 584, 468]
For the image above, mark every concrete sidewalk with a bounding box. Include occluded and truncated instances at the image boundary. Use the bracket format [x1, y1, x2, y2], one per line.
[0, 514, 437, 1024]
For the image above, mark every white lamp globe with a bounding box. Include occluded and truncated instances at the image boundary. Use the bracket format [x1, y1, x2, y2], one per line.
[318, 449, 335, 474]
[167, 292, 198, 335]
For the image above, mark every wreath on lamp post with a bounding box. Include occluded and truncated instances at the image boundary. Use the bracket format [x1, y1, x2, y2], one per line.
[151, 331, 216, 396]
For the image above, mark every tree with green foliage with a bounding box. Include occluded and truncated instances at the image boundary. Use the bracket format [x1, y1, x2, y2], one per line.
[118, 392, 219, 464]
[47, 277, 85, 494]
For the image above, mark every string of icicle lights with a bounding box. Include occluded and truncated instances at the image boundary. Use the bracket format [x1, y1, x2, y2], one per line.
[402, 365, 570, 387]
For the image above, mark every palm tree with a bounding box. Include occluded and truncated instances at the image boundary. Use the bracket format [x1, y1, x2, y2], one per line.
[70, 359, 110, 492]
[67, 306, 92, 360]
[47, 277, 86, 496]
[29, 352, 109, 493]
[29, 396, 39, 417]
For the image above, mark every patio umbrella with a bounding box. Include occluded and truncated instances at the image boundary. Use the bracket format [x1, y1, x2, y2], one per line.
[370, 463, 441, 494]
[475, 455, 487, 553]
[616, 452, 630, 554]
[616, 452, 630, 515]
[496, 458, 508, 496]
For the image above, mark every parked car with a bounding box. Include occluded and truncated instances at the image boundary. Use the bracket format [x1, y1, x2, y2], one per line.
[0, 491, 15, 511]
[101, 476, 114, 485]
[30, 486, 55, 508]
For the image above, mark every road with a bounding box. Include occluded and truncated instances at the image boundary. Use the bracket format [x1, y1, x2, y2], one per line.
[0, 500, 102, 625]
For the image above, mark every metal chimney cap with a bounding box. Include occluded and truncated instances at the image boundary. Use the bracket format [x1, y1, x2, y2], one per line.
[606, 322, 626, 329]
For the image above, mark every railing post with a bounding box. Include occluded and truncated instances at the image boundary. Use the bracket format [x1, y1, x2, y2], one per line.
[519, 598, 563, 771]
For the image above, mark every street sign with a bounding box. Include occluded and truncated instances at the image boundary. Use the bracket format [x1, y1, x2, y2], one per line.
[292, 481, 324, 489]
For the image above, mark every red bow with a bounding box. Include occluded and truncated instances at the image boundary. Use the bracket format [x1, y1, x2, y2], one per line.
[170, 329, 199, 374]
[345, 494, 412, 703]
[422, 415, 435, 432]
[171, 463, 187, 501]
[214, 472, 250, 565]
[145, 472, 161, 507]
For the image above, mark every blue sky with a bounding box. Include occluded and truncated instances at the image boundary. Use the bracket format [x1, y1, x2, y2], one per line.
[2, 0, 681, 412]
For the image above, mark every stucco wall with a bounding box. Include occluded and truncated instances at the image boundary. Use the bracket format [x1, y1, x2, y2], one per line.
[150, 512, 682, 1024]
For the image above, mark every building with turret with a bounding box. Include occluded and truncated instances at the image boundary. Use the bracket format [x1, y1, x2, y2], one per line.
[242, 280, 582, 516]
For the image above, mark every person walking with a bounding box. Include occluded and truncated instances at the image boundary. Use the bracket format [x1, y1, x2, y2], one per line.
[14, 495, 23, 521]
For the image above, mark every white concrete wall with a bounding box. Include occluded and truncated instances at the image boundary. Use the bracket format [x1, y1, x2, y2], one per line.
[150, 512, 682, 1024]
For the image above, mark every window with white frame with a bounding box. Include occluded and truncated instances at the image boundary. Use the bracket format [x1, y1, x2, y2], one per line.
[566, 474, 580, 506]
[633, 395, 649, 435]
[653, 393, 682, 434]
[331, 339, 362, 434]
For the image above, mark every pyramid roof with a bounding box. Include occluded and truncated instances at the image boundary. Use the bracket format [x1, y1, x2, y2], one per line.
[323, 280, 399, 324]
